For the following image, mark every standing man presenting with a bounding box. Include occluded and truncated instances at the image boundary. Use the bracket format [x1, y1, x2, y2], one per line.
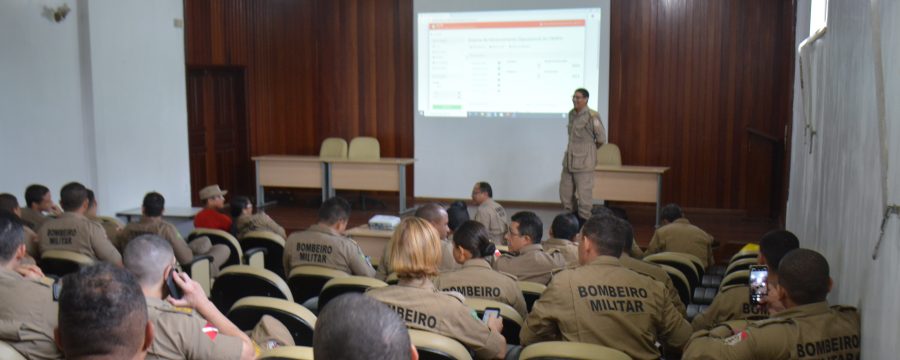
[560, 88, 606, 224]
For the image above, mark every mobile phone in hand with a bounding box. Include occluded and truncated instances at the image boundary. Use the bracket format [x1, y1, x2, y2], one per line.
[749, 265, 768, 306]
[482, 307, 500, 324]
[166, 269, 183, 300]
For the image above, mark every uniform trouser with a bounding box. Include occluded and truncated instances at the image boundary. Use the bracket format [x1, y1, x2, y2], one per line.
[189, 237, 231, 277]
[249, 315, 295, 350]
[559, 169, 594, 220]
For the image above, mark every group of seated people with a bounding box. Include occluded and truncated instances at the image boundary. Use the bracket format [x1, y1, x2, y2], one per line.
[0, 180, 861, 359]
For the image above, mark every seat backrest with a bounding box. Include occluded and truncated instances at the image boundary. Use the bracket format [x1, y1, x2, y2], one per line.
[211, 265, 293, 313]
[240, 231, 287, 277]
[409, 329, 473, 360]
[596, 143, 622, 166]
[719, 270, 750, 290]
[520, 341, 631, 360]
[347, 137, 381, 160]
[288, 266, 350, 303]
[463, 298, 524, 345]
[725, 258, 757, 275]
[228, 296, 317, 347]
[659, 264, 692, 305]
[318, 276, 388, 310]
[644, 252, 699, 290]
[0, 339, 26, 360]
[319, 137, 348, 159]
[675, 252, 706, 278]
[517, 281, 546, 313]
[186, 256, 212, 297]
[259, 346, 315, 360]
[40, 249, 95, 278]
[730, 251, 759, 265]
[189, 228, 244, 266]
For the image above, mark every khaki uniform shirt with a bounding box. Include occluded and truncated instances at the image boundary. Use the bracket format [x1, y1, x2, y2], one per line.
[118, 217, 195, 265]
[145, 297, 243, 360]
[0, 267, 61, 360]
[283, 224, 375, 277]
[620, 254, 687, 317]
[37, 212, 121, 264]
[377, 236, 458, 280]
[367, 278, 506, 360]
[24, 226, 40, 259]
[494, 243, 567, 285]
[236, 213, 287, 239]
[691, 284, 768, 331]
[563, 107, 606, 173]
[435, 258, 528, 317]
[19, 208, 49, 231]
[683, 302, 860, 360]
[543, 238, 579, 266]
[473, 198, 509, 245]
[646, 218, 715, 268]
[89, 215, 122, 247]
[630, 241, 645, 258]
[521, 256, 692, 360]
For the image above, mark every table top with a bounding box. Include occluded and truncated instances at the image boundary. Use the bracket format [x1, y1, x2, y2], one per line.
[595, 165, 670, 174]
[253, 154, 415, 165]
[345, 224, 394, 238]
[115, 207, 203, 218]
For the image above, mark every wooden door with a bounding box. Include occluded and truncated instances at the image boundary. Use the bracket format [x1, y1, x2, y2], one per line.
[186, 67, 252, 206]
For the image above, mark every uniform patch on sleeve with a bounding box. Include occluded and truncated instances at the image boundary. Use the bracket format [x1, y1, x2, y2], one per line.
[724, 331, 748, 346]
[202, 322, 220, 341]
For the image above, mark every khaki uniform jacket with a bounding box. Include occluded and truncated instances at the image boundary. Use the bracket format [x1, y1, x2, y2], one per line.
[521, 256, 692, 360]
[283, 224, 375, 278]
[620, 254, 687, 317]
[37, 212, 121, 264]
[683, 302, 860, 360]
[19, 208, 49, 231]
[236, 213, 287, 239]
[88, 215, 122, 247]
[691, 284, 767, 331]
[24, 226, 40, 259]
[366, 278, 506, 360]
[646, 218, 715, 268]
[118, 217, 195, 265]
[145, 297, 243, 360]
[377, 236, 458, 280]
[494, 243, 567, 285]
[563, 107, 606, 173]
[435, 258, 528, 317]
[474, 198, 509, 245]
[542, 238, 579, 266]
[0, 267, 61, 360]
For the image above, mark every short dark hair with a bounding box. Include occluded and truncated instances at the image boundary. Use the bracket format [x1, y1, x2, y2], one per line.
[661, 203, 683, 223]
[511, 211, 542, 244]
[475, 182, 493, 198]
[60, 182, 88, 212]
[581, 215, 629, 257]
[621, 219, 636, 250]
[0, 193, 19, 214]
[315, 294, 411, 360]
[446, 201, 470, 232]
[452, 221, 496, 258]
[58, 263, 148, 359]
[142, 192, 165, 217]
[86, 189, 96, 208]
[415, 203, 446, 224]
[318, 197, 351, 225]
[230, 196, 252, 218]
[759, 230, 800, 271]
[24, 184, 50, 208]
[0, 213, 25, 263]
[590, 205, 614, 218]
[551, 213, 580, 241]
[777, 249, 830, 305]
[575, 88, 590, 98]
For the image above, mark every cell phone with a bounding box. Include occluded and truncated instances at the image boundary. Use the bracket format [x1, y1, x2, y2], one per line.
[482, 307, 500, 324]
[749, 265, 768, 306]
[166, 269, 183, 300]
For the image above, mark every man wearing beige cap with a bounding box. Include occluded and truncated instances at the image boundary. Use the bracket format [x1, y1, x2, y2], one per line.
[194, 185, 232, 233]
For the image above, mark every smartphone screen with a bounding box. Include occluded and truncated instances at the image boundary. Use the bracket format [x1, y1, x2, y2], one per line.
[166, 269, 183, 300]
[482, 308, 500, 324]
[749, 265, 768, 305]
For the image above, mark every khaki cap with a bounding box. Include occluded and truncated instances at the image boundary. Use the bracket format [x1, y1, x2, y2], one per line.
[199, 185, 228, 200]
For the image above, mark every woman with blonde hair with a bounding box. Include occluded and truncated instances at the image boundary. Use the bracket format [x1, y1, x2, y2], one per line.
[367, 217, 507, 359]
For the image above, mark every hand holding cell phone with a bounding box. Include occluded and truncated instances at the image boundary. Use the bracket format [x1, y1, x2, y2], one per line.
[166, 269, 183, 300]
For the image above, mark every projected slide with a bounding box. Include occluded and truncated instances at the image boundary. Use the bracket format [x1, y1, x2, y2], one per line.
[417, 8, 601, 118]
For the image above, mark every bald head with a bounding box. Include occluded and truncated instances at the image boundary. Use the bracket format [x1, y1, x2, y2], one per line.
[415, 203, 450, 239]
[123, 235, 175, 286]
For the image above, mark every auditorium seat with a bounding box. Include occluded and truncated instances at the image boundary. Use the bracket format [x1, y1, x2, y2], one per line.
[317, 276, 388, 310]
[692, 286, 718, 305]
[686, 304, 710, 322]
[517, 281, 546, 313]
[240, 230, 286, 277]
[677, 252, 706, 278]
[188, 228, 244, 267]
[347, 136, 384, 210]
[463, 298, 524, 345]
[287, 266, 349, 304]
[596, 143, 623, 166]
[385, 272, 399, 285]
[659, 264, 692, 305]
[0, 340, 25, 360]
[409, 329, 473, 360]
[519, 341, 630, 360]
[319, 137, 349, 159]
[701, 273, 723, 288]
[719, 270, 750, 290]
[729, 250, 759, 264]
[182, 255, 212, 296]
[39, 249, 94, 278]
[259, 346, 314, 360]
[211, 265, 293, 313]
[228, 296, 317, 347]
[725, 258, 756, 276]
[644, 252, 700, 290]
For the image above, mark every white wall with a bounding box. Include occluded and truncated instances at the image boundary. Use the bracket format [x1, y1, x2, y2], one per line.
[787, 0, 900, 357]
[0, 0, 191, 214]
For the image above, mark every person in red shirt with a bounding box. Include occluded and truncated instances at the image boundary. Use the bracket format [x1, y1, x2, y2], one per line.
[194, 185, 232, 232]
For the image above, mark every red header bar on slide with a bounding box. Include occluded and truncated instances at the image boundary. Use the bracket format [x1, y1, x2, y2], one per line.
[429, 19, 585, 30]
